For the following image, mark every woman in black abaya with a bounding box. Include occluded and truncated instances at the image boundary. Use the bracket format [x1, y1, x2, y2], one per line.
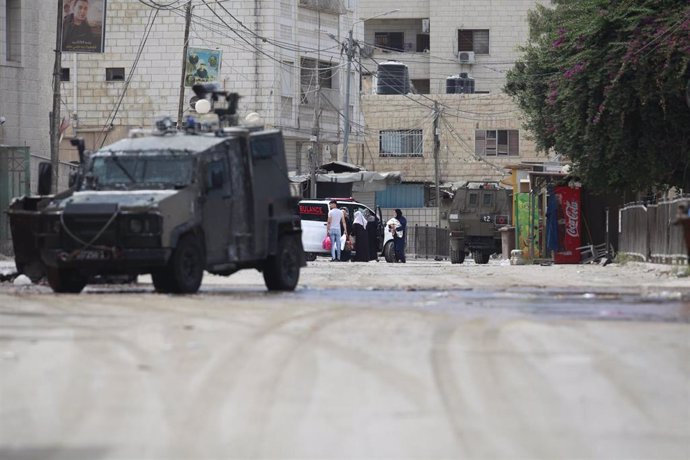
[352, 211, 370, 262]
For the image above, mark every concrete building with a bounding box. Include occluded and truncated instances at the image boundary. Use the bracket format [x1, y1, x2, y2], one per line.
[54, 0, 364, 178]
[0, 0, 56, 186]
[3, 0, 367, 192]
[356, 0, 550, 225]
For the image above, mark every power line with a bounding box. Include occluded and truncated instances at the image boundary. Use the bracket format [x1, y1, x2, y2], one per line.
[97, 8, 159, 148]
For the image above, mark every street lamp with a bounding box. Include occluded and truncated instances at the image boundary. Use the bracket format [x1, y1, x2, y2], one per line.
[342, 9, 399, 164]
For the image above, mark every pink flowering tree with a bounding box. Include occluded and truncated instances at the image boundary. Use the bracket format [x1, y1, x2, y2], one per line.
[505, 0, 690, 193]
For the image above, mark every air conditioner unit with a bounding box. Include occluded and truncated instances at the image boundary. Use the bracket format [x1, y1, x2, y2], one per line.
[457, 51, 475, 64]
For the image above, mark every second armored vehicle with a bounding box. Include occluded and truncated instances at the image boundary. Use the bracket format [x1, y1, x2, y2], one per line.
[447, 181, 511, 264]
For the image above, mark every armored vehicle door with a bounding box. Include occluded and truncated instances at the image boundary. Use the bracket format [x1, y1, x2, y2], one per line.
[226, 138, 253, 261]
[202, 149, 233, 264]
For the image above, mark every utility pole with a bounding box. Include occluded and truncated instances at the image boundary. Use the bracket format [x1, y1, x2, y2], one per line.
[342, 29, 356, 164]
[177, 1, 192, 128]
[433, 101, 441, 229]
[308, 11, 322, 198]
[50, 0, 64, 194]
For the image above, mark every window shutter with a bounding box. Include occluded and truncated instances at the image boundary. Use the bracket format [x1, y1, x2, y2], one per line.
[458, 30, 474, 52]
[473, 30, 490, 54]
[508, 130, 520, 155]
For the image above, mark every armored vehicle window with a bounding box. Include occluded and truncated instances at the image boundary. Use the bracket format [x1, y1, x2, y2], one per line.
[469, 193, 478, 206]
[251, 135, 278, 159]
[482, 193, 493, 206]
[205, 159, 228, 191]
[88, 152, 194, 190]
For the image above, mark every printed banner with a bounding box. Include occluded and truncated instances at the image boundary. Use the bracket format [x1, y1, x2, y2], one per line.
[515, 193, 540, 258]
[185, 48, 222, 87]
[61, 0, 107, 53]
[554, 186, 581, 264]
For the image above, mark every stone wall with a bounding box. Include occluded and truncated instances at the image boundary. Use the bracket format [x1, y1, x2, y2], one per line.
[361, 93, 543, 185]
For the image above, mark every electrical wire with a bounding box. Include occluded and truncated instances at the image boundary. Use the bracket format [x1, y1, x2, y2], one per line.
[97, 8, 159, 148]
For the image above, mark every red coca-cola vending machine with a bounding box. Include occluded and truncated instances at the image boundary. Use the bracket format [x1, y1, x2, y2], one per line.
[554, 186, 581, 264]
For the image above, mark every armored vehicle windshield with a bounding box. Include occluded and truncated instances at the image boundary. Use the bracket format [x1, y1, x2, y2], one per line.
[85, 151, 195, 190]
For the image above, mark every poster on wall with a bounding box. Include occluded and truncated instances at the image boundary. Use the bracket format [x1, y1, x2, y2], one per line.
[184, 48, 222, 87]
[61, 0, 107, 53]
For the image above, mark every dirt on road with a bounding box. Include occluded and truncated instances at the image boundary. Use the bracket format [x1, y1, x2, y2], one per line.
[0, 259, 688, 459]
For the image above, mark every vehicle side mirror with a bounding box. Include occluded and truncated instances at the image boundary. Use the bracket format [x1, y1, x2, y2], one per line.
[68, 171, 78, 188]
[38, 162, 52, 195]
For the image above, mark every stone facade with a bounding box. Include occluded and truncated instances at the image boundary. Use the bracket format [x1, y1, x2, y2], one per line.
[354, 0, 547, 189]
[0, 0, 54, 159]
[54, 0, 363, 172]
[360, 93, 542, 185]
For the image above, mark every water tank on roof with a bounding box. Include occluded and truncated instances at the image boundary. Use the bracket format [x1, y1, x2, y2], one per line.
[446, 74, 475, 94]
[376, 61, 410, 95]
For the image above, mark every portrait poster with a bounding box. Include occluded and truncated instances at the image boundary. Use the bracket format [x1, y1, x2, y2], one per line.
[185, 48, 222, 87]
[61, 0, 107, 53]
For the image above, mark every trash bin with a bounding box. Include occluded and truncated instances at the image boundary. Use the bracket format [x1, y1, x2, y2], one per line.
[7, 196, 47, 281]
[499, 226, 515, 259]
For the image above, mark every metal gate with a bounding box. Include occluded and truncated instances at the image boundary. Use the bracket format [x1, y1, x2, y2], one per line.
[0, 146, 30, 255]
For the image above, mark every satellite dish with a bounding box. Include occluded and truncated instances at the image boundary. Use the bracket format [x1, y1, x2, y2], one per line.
[195, 99, 211, 114]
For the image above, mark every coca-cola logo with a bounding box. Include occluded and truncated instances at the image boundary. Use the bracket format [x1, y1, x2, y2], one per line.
[565, 200, 579, 237]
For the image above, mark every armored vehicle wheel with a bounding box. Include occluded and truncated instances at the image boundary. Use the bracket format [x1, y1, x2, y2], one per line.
[46, 268, 87, 293]
[264, 234, 300, 291]
[156, 234, 204, 294]
[450, 248, 465, 264]
[383, 241, 395, 263]
[473, 251, 490, 264]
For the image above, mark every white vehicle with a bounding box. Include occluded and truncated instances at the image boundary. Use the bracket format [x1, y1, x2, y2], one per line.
[298, 198, 394, 261]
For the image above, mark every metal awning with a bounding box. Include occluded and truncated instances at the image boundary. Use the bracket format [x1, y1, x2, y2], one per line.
[289, 170, 402, 192]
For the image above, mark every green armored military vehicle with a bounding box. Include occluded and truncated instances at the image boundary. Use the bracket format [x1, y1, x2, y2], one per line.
[447, 181, 511, 264]
[10, 87, 305, 293]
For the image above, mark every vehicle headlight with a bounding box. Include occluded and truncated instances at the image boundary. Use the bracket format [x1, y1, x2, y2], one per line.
[129, 218, 143, 233]
[449, 213, 460, 221]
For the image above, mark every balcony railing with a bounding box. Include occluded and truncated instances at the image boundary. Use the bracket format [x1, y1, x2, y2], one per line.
[299, 0, 345, 15]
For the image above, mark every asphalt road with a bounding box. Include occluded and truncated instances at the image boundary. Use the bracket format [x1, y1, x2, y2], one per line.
[0, 259, 689, 459]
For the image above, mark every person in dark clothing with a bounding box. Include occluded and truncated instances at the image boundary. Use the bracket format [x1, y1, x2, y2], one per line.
[340, 207, 353, 261]
[352, 211, 370, 262]
[393, 209, 407, 263]
[366, 212, 379, 261]
[62, 0, 99, 52]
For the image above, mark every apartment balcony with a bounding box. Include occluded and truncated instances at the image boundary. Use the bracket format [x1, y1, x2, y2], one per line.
[298, 0, 345, 15]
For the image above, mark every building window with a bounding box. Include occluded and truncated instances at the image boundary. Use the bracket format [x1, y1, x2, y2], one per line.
[5, 0, 22, 63]
[416, 34, 430, 52]
[411, 79, 430, 94]
[375, 32, 404, 52]
[458, 29, 490, 54]
[300, 58, 334, 105]
[300, 58, 333, 89]
[60, 68, 70, 81]
[475, 129, 519, 156]
[379, 130, 423, 156]
[106, 67, 126, 81]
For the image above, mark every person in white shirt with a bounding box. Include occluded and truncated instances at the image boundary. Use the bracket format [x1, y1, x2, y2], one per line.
[326, 200, 347, 261]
